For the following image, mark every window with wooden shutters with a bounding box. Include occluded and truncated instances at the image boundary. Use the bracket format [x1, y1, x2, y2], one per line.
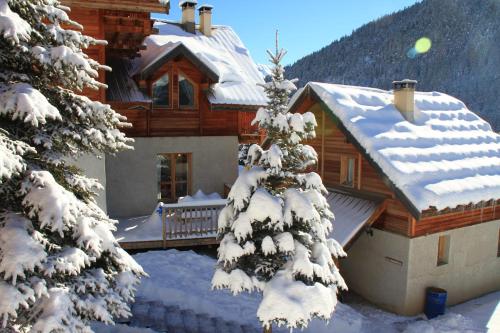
[340, 155, 356, 187]
[157, 153, 192, 202]
[437, 235, 450, 266]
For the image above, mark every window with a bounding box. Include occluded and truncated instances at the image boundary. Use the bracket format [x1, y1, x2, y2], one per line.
[340, 156, 356, 187]
[157, 153, 191, 202]
[152, 73, 169, 106]
[178, 74, 195, 108]
[437, 235, 450, 266]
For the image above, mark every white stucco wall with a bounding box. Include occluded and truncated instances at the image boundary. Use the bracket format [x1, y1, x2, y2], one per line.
[405, 219, 500, 314]
[72, 154, 107, 213]
[341, 219, 500, 315]
[105, 136, 238, 218]
[341, 228, 410, 313]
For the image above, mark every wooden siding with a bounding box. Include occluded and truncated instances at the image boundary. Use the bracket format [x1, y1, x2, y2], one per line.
[67, 7, 159, 101]
[111, 57, 259, 140]
[68, 7, 106, 102]
[414, 204, 500, 236]
[102, 10, 156, 57]
[296, 102, 413, 236]
[294, 97, 500, 238]
[61, 0, 169, 13]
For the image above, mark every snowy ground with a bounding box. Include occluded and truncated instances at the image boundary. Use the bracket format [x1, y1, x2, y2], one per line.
[95, 250, 499, 333]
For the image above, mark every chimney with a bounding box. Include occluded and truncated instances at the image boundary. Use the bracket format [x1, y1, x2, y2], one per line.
[198, 5, 213, 37]
[393, 79, 417, 122]
[180, 0, 197, 34]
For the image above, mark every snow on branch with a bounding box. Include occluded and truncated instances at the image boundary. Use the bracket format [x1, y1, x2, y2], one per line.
[0, 0, 31, 44]
[0, 0, 142, 331]
[214, 34, 346, 330]
[0, 213, 47, 285]
[21, 171, 82, 236]
[257, 270, 339, 329]
[0, 83, 61, 127]
[0, 131, 33, 181]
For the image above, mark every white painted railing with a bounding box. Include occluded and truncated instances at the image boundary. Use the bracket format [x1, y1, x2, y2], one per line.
[160, 199, 226, 246]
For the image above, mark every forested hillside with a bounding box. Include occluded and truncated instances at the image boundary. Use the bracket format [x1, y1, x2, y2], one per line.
[285, 0, 500, 131]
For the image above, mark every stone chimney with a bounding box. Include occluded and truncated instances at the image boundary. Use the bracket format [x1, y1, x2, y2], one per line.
[180, 0, 197, 34]
[198, 5, 213, 37]
[393, 79, 417, 122]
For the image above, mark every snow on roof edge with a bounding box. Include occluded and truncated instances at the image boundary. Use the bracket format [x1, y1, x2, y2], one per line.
[138, 21, 267, 107]
[300, 82, 500, 213]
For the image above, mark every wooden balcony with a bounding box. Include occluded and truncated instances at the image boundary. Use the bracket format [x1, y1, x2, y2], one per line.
[117, 200, 225, 250]
[111, 101, 261, 142]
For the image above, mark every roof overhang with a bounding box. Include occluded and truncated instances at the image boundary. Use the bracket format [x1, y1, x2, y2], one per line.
[327, 189, 387, 250]
[140, 43, 219, 82]
[60, 0, 170, 13]
[290, 84, 422, 220]
[210, 104, 263, 111]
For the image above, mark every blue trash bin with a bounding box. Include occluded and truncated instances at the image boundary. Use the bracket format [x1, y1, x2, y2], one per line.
[424, 287, 447, 319]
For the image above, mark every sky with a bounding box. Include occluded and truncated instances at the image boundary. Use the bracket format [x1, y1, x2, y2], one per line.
[154, 0, 422, 66]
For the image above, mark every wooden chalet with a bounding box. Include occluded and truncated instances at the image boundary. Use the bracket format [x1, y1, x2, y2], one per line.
[62, 0, 263, 142]
[289, 81, 500, 315]
[64, 0, 267, 249]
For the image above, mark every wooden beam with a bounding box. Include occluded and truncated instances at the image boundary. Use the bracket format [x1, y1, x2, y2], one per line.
[61, 0, 169, 13]
[409, 216, 416, 237]
[343, 199, 388, 251]
[119, 237, 219, 250]
[321, 109, 325, 179]
[357, 152, 362, 190]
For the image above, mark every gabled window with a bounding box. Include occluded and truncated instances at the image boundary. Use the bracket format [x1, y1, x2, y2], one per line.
[178, 74, 196, 108]
[152, 73, 169, 107]
[340, 155, 356, 187]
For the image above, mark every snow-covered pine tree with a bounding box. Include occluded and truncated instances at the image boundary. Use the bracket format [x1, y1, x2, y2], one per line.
[0, 0, 144, 331]
[212, 35, 347, 330]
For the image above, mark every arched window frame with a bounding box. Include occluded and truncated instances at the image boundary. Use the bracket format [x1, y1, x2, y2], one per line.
[177, 70, 198, 110]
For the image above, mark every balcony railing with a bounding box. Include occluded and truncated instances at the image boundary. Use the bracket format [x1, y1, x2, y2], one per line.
[159, 200, 226, 247]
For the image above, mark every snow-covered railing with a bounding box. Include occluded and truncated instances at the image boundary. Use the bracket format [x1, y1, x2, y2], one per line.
[159, 199, 226, 245]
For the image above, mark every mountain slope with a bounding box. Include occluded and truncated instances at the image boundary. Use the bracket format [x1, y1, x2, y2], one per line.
[285, 0, 500, 131]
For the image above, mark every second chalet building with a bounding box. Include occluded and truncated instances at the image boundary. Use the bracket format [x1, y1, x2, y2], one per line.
[289, 80, 500, 315]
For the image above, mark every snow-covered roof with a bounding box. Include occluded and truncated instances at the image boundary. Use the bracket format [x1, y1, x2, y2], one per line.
[178, 0, 197, 6]
[327, 191, 379, 247]
[134, 21, 267, 106]
[106, 57, 150, 102]
[297, 82, 500, 213]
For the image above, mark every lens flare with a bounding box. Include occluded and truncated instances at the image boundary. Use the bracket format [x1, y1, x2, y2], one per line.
[415, 37, 432, 54]
[407, 47, 418, 59]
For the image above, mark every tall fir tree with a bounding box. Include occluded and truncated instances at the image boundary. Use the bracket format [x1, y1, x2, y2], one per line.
[213, 35, 347, 330]
[0, 0, 144, 331]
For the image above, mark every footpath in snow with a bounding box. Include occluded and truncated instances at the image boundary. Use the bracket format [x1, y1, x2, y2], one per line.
[95, 250, 499, 333]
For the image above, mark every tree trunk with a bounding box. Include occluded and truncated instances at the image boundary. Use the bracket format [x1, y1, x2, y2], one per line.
[263, 325, 272, 333]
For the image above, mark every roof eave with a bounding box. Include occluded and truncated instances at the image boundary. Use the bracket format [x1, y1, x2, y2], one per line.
[140, 43, 219, 82]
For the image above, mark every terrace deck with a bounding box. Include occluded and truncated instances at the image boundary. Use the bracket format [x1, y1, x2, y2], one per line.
[115, 200, 224, 250]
